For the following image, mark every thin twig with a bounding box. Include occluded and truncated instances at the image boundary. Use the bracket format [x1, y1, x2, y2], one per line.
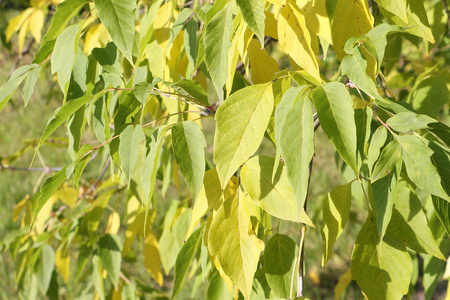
[443, 0, 450, 32]
[0, 165, 62, 172]
[85, 158, 110, 195]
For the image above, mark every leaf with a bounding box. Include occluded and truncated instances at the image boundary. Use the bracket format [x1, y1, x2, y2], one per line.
[388, 185, 445, 260]
[21, 65, 39, 106]
[341, 46, 383, 101]
[204, 2, 234, 100]
[184, 18, 198, 76]
[321, 183, 352, 266]
[208, 189, 264, 299]
[34, 245, 55, 294]
[171, 79, 208, 106]
[408, 75, 449, 118]
[355, 107, 372, 168]
[331, 0, 373, 61]
[91, 254, 105, 300]
[372, 160, 401, 241]
[144, 231, 163, 286]
[55, 248, 70, 284]
[362, 23, 400, 72]
[51, 23, 82, 97]
[119, 125, 145, 185]
[264, 234, 297, 298]
[367, 125, 388, 175]
[0, 64, 39, 112]
[172, 121, 206, 202]
[240, 156, 314, 226]
[351, 214, 412, 300]
[97, 234, 123, 290]
[247, 39, 279, 84]
[275, 87, 314, 215]
[432, 196, 450, 236]
[386, 112, 437, 132]
[398, 135, 449, 201]
[141, 125, 171, 207]
[32, 167, 68, 228]
[214, 83, 274, 189]
[278, 1, 320, 81]
[236, 0, 265, 46]
[167, 8, 192, 50]
[172, 226, 204, 299]
[312, 82, 358, 175]
[375, 0, 407, 23]
[372, 140, 401, 182]
[94, 0, 137, 64]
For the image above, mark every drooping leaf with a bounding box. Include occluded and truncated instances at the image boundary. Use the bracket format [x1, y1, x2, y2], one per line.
[331, 0, 373, 61]
[171, 79, 209, 106]
[172, 226, 204, 299]
[240, 156, 313, 226]
[386, 112, 437, 132]
[94, 0, 136, 64]
[172, 121, 207, 202]
[362, 23, 400, 72]
[321, 183, 352, 266]
[21, 65, 39, 106]
[97, 234, 123, 290]
[167, 8, 192, 50]
[144, 230, 163, 286]
[354, 107, 372, 168]
[275, 87, 314, 215]
[236, 0, 265, 46]
[247, 39, 279, 84]
[204, 2, 234, 100]
[264, 234, 297, 298]
[51, 22, 82, 97]
[351, 214, 412, 300]
[341, 46, 383, 101]
[388, 185, 445, 260]
[398, 135, 449, 201]
[375, 0, 407, 23]
[312, 82, 358, 175]
[119, 125, 145, 185]
[208, 190, 264, 299]
[214, 83, 274, 189]
[371, 140, 401, 182]
[91, 254, 105, 300]
[34, 245, 55, 295]
[278, 1, 320, 81]
[367, 125, 388, 175]
[432, 196, 450, 236]
[372, 160, 401, 241]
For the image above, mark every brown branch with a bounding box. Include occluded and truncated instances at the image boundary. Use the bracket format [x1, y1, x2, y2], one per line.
[0, 164, 62, 172]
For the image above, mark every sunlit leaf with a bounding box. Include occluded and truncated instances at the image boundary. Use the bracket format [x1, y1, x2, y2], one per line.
[236, 0, 265, 46]
[386, 112, 437, 132]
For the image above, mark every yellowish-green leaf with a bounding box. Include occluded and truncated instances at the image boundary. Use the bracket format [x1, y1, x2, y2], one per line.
[208, 189, 264, 299]
[144, 230, 163, 286]
[241, 156, 314, 226]
[371, 140, 401, 182]
[97, 234, 123, 290]
[214, 83, 274, 189]
[375, 0, 407, 23]
[55, 248, 70, 284]
[236, 0, 266, 46]
[119, 125, 145, 185]
[278, 0, 320, 81]
[331, 0, 373, 61]
[248, 39, 279, 84]
[321, 183, 352, 266]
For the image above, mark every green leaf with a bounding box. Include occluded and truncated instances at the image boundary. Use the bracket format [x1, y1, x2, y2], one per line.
[0, 64, 39, 112]
[21, 65, 39, 106]
[141, 125, 171, 207]
[119, 125, 145, 185]
[386, 112, 437, 132]
[407, 75, 449, 118]
[388, 185, 445, 260]
[33, 167, 68, 228]
[372, 140, 401, 182]
[204, 2, 233, 100]
[236, 0, 265, 45]
[240, 156, 313, 226]
[321, 183, 352, 266]
[34, 245, 55, 295]
[34, 0, 89, 64]
[171, 226, 204, 299]
[171, 79, 209, 106]
[367, 126, 388, 175]
[264, 234, 297, 298]
[172, 121, 206, 202]
[208, 190, 264, 299]
[94, 0, 137, 64]
[275, 87, 314, 216]
[92, 42, 122, 77]
[97, 234, 123, 290]
[341, 46, 383, 101]
[432, 196, 450, 236]
[167, 8, 192, 50]
[363, 23, 399, 72]
[184, 18, 198, 76]
[312, 82, 358, 175]
[355, 107, 372, 169]
[214, 83, 274, 189]
[51, 23, 82, 97]
[351, 214, 412, 300]
[398, 135, 449, 201]
[91, 254, 105, 300]
[375, 0, 407, 23]
[372, 160, 401, 241]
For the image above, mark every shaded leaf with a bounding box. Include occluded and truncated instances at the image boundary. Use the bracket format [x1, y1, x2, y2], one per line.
[119, 125, 145, 185]
[97, 234, 123, 290]
[372, 140, 401, 182]
[144, 231, 163, 286]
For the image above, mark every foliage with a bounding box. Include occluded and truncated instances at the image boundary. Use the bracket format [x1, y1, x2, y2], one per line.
[0, 0, 450, 299]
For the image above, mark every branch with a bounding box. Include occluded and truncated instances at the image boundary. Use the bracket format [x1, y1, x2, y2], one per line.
[0, 164, 62, 172]
[443, 0, 450, 32]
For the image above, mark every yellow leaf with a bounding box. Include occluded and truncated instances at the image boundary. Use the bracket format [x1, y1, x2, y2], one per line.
[334, 268, 352, 300]
[106, 211, 121, 234]
[5, 8, 34, 42]
[278, 0, 320, 81]
[153, 1, 177, 52]
[144, 231, 164, 286]
[331, 0, 373, 61]
[30, 0, 46, 8]
[226, 16, 245, 95]
[305, 0, 332, 45]
[268, 0, 286, 6]
[264, 11, 278, 40]
[13, 196, 29, 222]
[28, 9, 44, 43]
[54, 185, 78, 208]
[83, 24, 109, 54]
[55, 248, 70, 283]
[34, 194, 56, 234]
[248, 39, 279, 84]
[208, 189, 264, 299]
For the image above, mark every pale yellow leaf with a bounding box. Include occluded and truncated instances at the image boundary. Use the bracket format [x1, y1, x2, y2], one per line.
[144, 231, 164, 286]
[13, 196, 29, 222]
[5, 8, 34, 42]
[28, 9, 44, 43]
[153, 1, 177, 52]
[54, 185, 78, 208]
[106, 211, 121, 234]
[30, 0, 47, 8]
[83, 24, 109, 54]
[248, 39, 279, 84]
[305, 0, 332, 45]
[268, 0, 286, 6]
[18, 17, 30, 56]
[264, 11, 278, 40]
[55, 248, 70, 283]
